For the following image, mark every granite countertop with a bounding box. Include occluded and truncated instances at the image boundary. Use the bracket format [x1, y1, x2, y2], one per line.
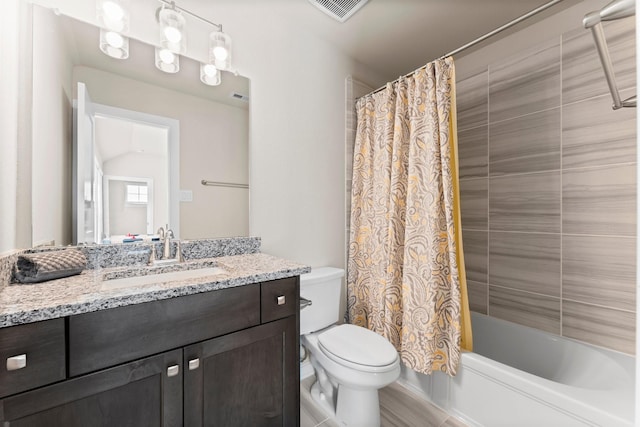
[0, 253, 310, 328]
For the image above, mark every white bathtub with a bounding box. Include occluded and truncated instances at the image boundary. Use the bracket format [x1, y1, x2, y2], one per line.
[399, 312, 635, 426]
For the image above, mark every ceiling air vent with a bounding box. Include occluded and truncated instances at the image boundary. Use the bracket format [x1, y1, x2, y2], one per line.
[308, 0, 369, 23]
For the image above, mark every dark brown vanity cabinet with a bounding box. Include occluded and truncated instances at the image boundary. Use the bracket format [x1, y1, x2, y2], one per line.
[0, 349, 183, 426]
[0, 276, 300, 427]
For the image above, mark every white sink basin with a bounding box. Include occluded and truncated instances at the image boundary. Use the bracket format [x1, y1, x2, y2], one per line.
[102, 267, 228, 290]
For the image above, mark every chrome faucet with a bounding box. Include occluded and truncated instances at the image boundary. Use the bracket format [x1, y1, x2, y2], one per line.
[157, 225, 175, 260]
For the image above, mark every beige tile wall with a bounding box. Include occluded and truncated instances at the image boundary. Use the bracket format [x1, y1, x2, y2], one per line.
[458, 18, 637, 354]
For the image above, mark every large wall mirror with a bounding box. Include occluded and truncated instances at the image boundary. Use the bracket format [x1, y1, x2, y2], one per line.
[26, 2, 249, 246]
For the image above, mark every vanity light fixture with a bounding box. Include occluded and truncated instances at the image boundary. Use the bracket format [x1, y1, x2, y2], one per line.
[200, 63, 221, 86]
[96, 0, 130, 59]
[99, 28, 129, 59]
[156, 0, 233, 85]
[158, 3, 186, 54]
[155, 47, 180, 73]
[97, 0, 130, 32]
[97, 0, 234, 83]
[209, 30, 232, 71]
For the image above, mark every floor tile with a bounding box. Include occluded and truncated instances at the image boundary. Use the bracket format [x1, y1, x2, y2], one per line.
[301, 377, 335, 427]
[301, 377, 469, 427]
[380, 382, 449, 427]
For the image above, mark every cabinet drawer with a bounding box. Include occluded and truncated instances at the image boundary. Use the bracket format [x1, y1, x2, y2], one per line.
[0, 349, 183, 426]
[69, 284, 260, 377]
[261, 277, 299, 323]
[0, 319, 66, 398]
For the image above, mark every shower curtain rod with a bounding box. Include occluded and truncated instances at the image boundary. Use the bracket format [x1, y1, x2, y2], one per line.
[361, 0, 565, 98]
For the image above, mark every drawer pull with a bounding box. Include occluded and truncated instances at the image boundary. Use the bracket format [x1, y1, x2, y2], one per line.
[167, 365, 180, 377]
[7, 354, 27, 371]
[276, 295, 286, 305]
[188, 358, 200, 370]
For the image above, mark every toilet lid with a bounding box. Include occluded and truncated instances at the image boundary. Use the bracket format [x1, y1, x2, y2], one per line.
[318, 324, 398, 367]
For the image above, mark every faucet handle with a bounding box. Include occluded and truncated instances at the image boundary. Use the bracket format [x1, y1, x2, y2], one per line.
[167, 229, 175, 239]
[148, 245, 157, 265]
[176, 241, 183, 262]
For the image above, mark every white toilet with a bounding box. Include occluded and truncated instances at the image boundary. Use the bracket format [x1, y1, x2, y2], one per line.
[300, 267, 400, 427]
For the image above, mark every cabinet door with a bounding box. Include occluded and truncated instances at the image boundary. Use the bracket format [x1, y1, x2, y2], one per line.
[184, 317, 299, 427]
[0, 349, 183, 427]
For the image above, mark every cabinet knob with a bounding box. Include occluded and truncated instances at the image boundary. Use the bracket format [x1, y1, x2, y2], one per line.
[188, 358, 200, 371]
[7, 354, 27, 371]
[276, 295, 286, 305]
[167, 365, 180, 377]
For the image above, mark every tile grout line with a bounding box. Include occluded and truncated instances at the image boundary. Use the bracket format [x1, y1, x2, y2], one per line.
[559, 32, 564, 339]
[488, 104, 561, 126]
[488, 282, 636, 314]
[488, 283, 561, 300]
[561, 297, 637, 314]
[460, 159, 638, 184]
[485, 86, 632, 127]
[460, 84, 633, 133]
[486, 64, 491, 317]
[465, 160, 638, 181]
[463, 228, 636, 239]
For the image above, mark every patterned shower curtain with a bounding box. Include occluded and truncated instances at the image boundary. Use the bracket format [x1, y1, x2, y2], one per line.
[347, 57, 472, 376]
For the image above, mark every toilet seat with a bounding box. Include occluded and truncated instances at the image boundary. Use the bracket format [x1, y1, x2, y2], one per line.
[318, 324, 399, 373]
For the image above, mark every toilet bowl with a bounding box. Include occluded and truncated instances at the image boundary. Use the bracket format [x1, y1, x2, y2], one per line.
[300, 268, 400, 427]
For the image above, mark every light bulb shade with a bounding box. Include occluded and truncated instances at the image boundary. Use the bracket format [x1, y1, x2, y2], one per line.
[99, 29, 129, 59]
[209, 31, 232, 71]
[200, 63, 221, 86]
[155, 47, 180, 73]
[159, 7, 186, 54]
[96, 0, 130, 33]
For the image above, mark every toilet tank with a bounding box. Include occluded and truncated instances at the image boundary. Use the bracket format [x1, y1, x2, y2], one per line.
[300, 267, 345, 335]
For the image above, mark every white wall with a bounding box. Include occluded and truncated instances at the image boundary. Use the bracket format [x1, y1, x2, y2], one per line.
[1, 0, 34, 252]
[193, 2, 386, 268]
[31, 5, 73, 246]
[636, 2, 639, 422]
[0, 0, 20, 253]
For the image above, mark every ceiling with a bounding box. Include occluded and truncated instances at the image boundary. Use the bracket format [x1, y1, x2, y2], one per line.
[271, 0, 581, 81]
[95, 116, 168, 163]
[40, 0, 584, 95]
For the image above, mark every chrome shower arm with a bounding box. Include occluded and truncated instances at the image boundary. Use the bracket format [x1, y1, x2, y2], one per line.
[583, 0, 635, 28]
[583, 0, 636, 110]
